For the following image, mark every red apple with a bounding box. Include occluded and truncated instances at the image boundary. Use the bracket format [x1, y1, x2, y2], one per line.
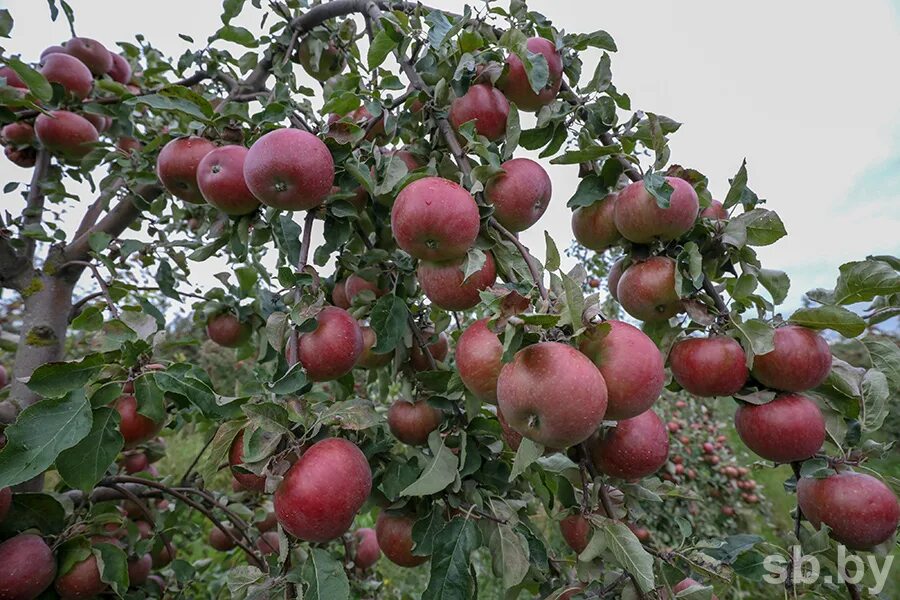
[498, 37, 563, 112]
[607, 257, 626, 302]
[734, 393, 825, 463]
[391, 176, 480, 261]
[409, 330, 449, 372]
[116, 136, 141, 155]
[64, 37, 112, 74]
[357, 326, 393, 369]
[0, 66, 26, 89]
[34, 110, 99, 162]
[127, 554, 152, 586]
[614, 177, 699, 243]
[206, 312, 250, 347]
[256, 512, 278, 532]
[298, 306, 363, 381]
[751, 325, 831, 392]
[572, 194, 622, 252]
[1, 122, 35, 147]
[386, 148, 423, 171]
[354, 527, 381, 569]
[559, 513, 592, 554]
[244, 128, 335, 210]
[296, 37, 345, 81]
[107, 53, 132, 85]
[497, 408, 523, 451]
[209, 525, 237, 551]
[55, 552, 107, 599]
[669, 578, 718, 600]
[345, 273, 386, 303]
[449, 83, 509, 141]
[456, 319, 503, 403]
[484, 158, 552, 232]
[701, 200, 728, 220]
[387, 399, 443, 445]
[588, 409, 669, 480]
[376, 512, 428, 567]
[274, 437, 372, 542]
[123, 452, 150, 474]
[497, 342, 608, 449]
[197, 145, 260, 216]
[115, 395, 165, 448]
[798, 471, 899, 550]
[156, 136, 217, 203]
[670, 336, 748, 397]
[40, 53, 93, 99]
[256, 531, 280, 555]
[578, 320, 664, 420]
[331, 279, 350, 309]
[82, 113, 111, 134]
[616, 256, 680, 322]
[417, 252, 496, 311]
[229, 430, 266, 492]
[0, 534, 56, 599]
[152, 543, 174, 568]
[5, 145, 36, 167]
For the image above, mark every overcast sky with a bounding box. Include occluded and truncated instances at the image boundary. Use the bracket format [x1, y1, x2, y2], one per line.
[2, 0, 899, 315]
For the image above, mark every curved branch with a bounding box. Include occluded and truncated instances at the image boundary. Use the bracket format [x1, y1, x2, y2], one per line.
[490, 218, 548, 301]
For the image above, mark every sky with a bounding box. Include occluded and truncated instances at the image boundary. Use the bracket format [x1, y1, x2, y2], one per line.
[2, 0, 899, 315]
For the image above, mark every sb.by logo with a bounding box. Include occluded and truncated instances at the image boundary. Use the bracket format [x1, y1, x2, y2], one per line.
[763, 545, 895, 594]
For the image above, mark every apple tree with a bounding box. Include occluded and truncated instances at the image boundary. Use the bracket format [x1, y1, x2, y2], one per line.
[0, 0, 897, 598]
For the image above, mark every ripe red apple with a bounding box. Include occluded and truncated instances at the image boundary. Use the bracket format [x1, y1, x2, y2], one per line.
[357, 326, 393, 369]
[82, 113, 111, 134]
[274, 437, 372, 542]
[607, 257, 626, 302]
[65, 37, 112, 74]
[296, 37, 345, 81]
[449, 83, 509, 141]
[331, 279, 350, 309]
[497, 342, 608, 449]
[734, 393, 825, 463]
[40, 53, 93, 99]
[298, 306, 363, 381]
[116, 136, 141, 155]
[391, 176, 480, 261]
[197, 145, 260, 216]
[559, 513, 592, 554]
[375, 512, 428, 567]
[152, 543, 174, 568]
[417, 252, 496, 311]
[107, 53, 132, 85]
[578, 320, 664, 420]
[1, 122, 34, 147]
[616, 256, 680, 321]
[229, 430, 266, 492]
[386, 148, 423, 171]
[123, 452, 150, 474]
[206, 312, 251, 347]
[256, 512, 278, 532]
[588, 409, 669, 480]
[409, 330, 449, 371]
[456, 319, 503, 403]
[614, 177, 699, 243]
[5, 145, 35, 167]
[156, 136, 217, 203]
[0, 534, 56, 599]
[0, 66, 26, 89]
[798, 471, 899, 550]
[0, 486, 10, 523]
[751, 325, 832, 392]
[209, 525, 237, 551]
[484, 158, 552, 232]
[115, 395, 165, 448]
[701, 200, 728, 220]
[344, 273, 386, 303]
[55, 552, 107, 599]
[354, 528, 381, 569]
[127, 554, 152, 586]
[244, 128, 334, 210]
[256, 531, 280, 555]
[571, 194, 622, 252]
[499, 37, 563, 111]
[670, 336, 748, 397]
[34, 110, 99, 162]
[668, 578, 719, 600]
[497, 408, 524, 451]
[387, 399, 443, 445]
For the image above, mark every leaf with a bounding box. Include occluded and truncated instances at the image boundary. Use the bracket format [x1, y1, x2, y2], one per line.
[644, 172, 674, 208]
[861, 336, 900, 397]
[222, 0, 247, 24]
[423, 518, 482, 600]
[462, 248, 487, 283]
[134, 372, 166, 422]
[522, 50, 549, 94]
[584, 52, 611, 94]
[730, 318, 775, 367]
[412, 508, 446, 557]
[558, 272, 584, 330]
[550, 144, 621, 165]
[599, 520, 655, 592]
[127, 94, 212, 123]
[488, 522, 530, 589]
[188, 235, 227, 261]
[758, 269, 790, 305]
[860, 369, 889, 432]
[401, 432, 459, 497]
[504, 103, 520, 159]
[425, 10, 453, 47]
[509, 438, 544, 482]
[154, 369, 220, 417]
[370, 294, 408, 353]
[566, 173, 609, 209]
[302, 548, 350, 600]
[198, 421, 243, 485]
[544, 231, 560, 272]
[268, 363, 308, 395]
[368, 29, 397, 69]
[120, 310, 158, 340]
[25, 352, 112, 397]
[832, 259, 900, 305]
[5, 57, 52, 101]
[789, 305, 866, 338]
[0, 390, 92, 488]
[731, 209, 786, 246]
[723, 159, 749, 209]
[0, 9, 12, 37]
[214, 24, 258, 47]
[674, 242, 703, 297]
[731, 274, 758, 301]
[272, 214, 301, 266]
[0, 493, 66, 536]
[93, 542, 129, 597]
[56, 407, 122, 491]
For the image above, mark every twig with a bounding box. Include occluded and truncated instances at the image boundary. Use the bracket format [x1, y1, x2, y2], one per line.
[299, 210, 316, 269]
[578, 456, 593, 516]
[785, 461, 803, 595]
[101, 482, 176, 562]
[490, 217, 548, 301]
[72, 178, 125, 240]
[702, 276, 729, 318]
[180, 425, 219, 486]
[61, 261, 119, 318]
[21, 149, 51, 263]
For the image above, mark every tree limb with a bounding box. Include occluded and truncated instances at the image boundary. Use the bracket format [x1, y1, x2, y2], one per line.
[72, 178, 125, 240]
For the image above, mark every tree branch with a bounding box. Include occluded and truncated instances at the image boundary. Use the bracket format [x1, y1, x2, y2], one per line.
[299, 210, 315, 269]
[72, 178, 125, 240]
[21, 149, 52, 264]
[61, 261, 118, 318]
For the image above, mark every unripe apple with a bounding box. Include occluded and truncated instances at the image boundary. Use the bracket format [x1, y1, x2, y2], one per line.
[345, 273, 386, 303]
[55, 552, 107, 599]
[669, 336, 748, 397]
[376, 512, 428, 567]
[797, 471, 899, 550]
[197, 145, 260, 216]
[353, 527, 381, 569]
[298, 306, 363, 381]
[578, 320, 664, 420]
[588, 409, 669, 480]
[498, 37, 563, 112]
[206, 312, 251, 347]
[734, 393, 825, 463]
[331, 279, 350, 309]
[559, 513, 592, 554]
[391, 177, 480, 261]
[256, 531, 280, 556]
[296, 37, 345, 81]
[387, 399, 443, 445]
[417, 252, 496, 311]
[614, 177, 699, 243]
[107, 53, 132, 85]
[484, 158, 552, 232]
[449, 83, 509, 141]
[751, 325, 831, 392]
[156, 136, 217, 203]
[244, 128, 334, 210]
[357, 326, 393, 369]
[229, 430, 266, 492]
[1, 122, 34, 147]
[209, 525, 237, 551]
[34, 110, 99, 162]
[64, 37, 112, 74]
[456, 318, 503, 403]
[572, 194, 621, 252]
[616, 256, 680, 321]
[115, 395, 165, 448]
[701, 200, 728, 220]
[127, 553, 152, 586]
[409, 330, 449, 372]
[607, 257, 627, 302]
[40, 53, 93, 99]
[274, 437, 372, 542]
[0, 534, 56, 600]
[497, 342, 608, 449]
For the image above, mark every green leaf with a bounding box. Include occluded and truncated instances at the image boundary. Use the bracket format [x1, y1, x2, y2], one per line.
[154, 369, 219, 417]
[412, 508, 445, 557]
[368, 29, 397, 69]
[0, 492, 66, 536]
[731, 209, 786, 246]
[425, 10, 453, 48]
[93, 542, 130, 597]
[5, 57, 52, 101]
[833, 259, 900, 305]
[56, 407, 122, 491]
[599, 519, 655, 592]
[423, 518, 482, 600]
[221, 0, 246, 23]
[504, 103, 520, 159]
[674, 242, 703, 297]
[401, 432, 459, 497]
[127, 94, 211, 123]
[861, 336, 900, 397]
[644, 172, 674, 208]
[758, 269, 790, 305]
[544, 231, 560, 272]
[0, 9, 13, 37]
[584, 52, 611, 94]
[789, 305, 866, 338]
[302, 548, 350, 600]
[550, 143, 621, 165]
[370, 294, 408, 353]
[134, 372, 166, 423]
[730, 318, 775, 367]
[268, 363, 308, 395]
[566, 173, 614, 209]
[214, 24, 258, 47]
[462, 247, 487, 283]
[509, 438, 544, 482]
[0, 390, 92, 488]
[860, 369, 889, 432]
[558, 272, 584, 330]
[188, 235, 228, 261]
[522, 50, 549, 95]
[198, 421, 243, 485]
[488, 522, 529, 590]
[731, 273, 759, 301]
[271, 214, 301, 266]
[723, 159, 749, 210]
[25, 352, 112, 397]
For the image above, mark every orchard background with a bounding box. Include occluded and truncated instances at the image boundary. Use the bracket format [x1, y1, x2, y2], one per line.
[0, 0, 897, 599]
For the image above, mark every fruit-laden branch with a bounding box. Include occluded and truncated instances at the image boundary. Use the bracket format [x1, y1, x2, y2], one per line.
[99, 482, 177, 567]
